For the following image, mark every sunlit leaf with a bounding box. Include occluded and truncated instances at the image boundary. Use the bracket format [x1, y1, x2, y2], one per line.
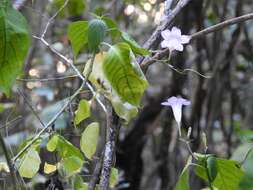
[44, 162, 57, 174]
[0, 1, 30, 95]
[74, 99, 90, 125]
[80, 122, 99, 159]
[18, 149, 41, 178]
[46, 134, 59, 152]
[103, 43, 148, 106]
[68, 21, 88, 59]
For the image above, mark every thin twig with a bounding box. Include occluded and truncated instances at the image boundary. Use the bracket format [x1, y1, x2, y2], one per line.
[16, 75, 78, 82]
[41, 0, 69, 38]
[0, 116, 23, 130]
[191, 12, 253, 39]
[17, 88, 46, 129]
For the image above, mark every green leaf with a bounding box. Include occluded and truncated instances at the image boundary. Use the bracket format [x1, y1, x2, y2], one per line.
[88, 19, 107, 52]
[80, 122, 99, 159]
[110, 168, 119, 188]
[18, 149, 41, 178]
[47, 134, 84, 161]
[74, 99, 90, 125]
[175, 156, 192, 190]
[60, 156, 83, 176]
[121, 32, 150, 56]
[46, 134, 59, 152]
[0, 2, 30, 95]
[195, 158, 244, 190]
[68, 21, 88, 59]
[103, 43, 148, 106]
[53, 0, 86, 17]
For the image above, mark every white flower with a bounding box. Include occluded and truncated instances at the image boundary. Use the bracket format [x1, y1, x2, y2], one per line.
[161, 27, 191, 52]
[161, 96, 191, 136]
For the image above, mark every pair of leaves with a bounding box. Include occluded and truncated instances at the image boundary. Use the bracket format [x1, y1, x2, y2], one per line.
[47, 134, 85, 176]
[0, 1, 30, 95]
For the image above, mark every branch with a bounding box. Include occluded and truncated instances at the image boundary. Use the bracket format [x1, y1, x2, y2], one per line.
[100, 107, 119, 190]
[140, 12, 253, 71]
[191, 12, 253, 39]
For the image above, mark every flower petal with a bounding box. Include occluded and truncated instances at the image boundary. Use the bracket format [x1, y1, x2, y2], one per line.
[161, 30, 171, 40]
[171, 27, 181, 36]
[174, 43, 184, 51]
[166, 96, 178, 105]
[181, 35, 191, 44]
[161, 102, 172, 106]
[161, 40, 171, 48]
[172, 104, 182, 125]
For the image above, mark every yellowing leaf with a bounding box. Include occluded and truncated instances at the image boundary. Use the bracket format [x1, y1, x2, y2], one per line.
[80, 122, 99, 159]
[18, 149, 41, 178]
[44, 162, 57, 174]
[74, 99, 90, 125]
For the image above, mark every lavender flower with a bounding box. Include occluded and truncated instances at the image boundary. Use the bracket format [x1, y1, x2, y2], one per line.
[161, 27, 191, 52]
[161, 96, 191, 136]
